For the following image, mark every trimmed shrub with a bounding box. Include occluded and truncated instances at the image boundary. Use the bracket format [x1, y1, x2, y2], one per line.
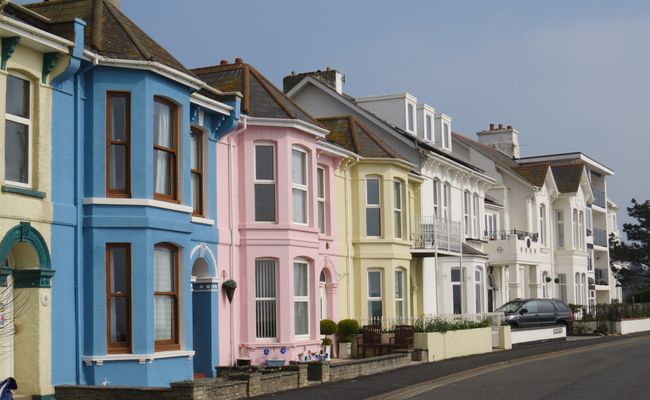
[337, 319, 360, 343]
[321, 337, 333, 346]
[320, 319, 338, 336]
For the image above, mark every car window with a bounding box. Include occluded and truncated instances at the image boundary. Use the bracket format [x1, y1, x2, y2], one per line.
[524, 301, 539, 313]
[538, 300, 555, 313]
[552, 300, 569, 312]
[496, 301, 524, 313]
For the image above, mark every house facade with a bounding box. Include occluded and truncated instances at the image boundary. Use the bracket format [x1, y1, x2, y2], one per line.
[193, 60, 345, 366]
[0, 3, 74, 397]
[19, 0, 240, 388]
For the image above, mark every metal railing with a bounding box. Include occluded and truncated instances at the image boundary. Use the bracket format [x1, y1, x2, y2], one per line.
[592, 187, 606, 208]
[356, 312, 505, 332]
[484, 229, 539, 242]
[593, 228, 607, 247]
[411, 216, 462, 252]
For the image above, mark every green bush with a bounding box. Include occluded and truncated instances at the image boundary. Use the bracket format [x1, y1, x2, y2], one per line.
[321, 337, 333, 346]
[413, 318, 490, 333]
[320, 319, 338, 336]
[337, 319, 360, 343]
[594, 323, 608, 335]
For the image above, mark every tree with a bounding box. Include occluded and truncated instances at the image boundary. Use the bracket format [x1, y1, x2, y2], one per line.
[610, 199, 650, 291]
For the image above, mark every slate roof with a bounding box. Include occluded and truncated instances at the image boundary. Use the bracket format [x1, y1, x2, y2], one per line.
[23, 0, 191, 75]
[317, 116, 400, 159]
[511, 164, 550, 187]
[551, 164, 585, 193]
[192, 62, 321, 126]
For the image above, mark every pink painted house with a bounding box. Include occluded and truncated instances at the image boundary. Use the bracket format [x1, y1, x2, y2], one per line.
[192, 60, 346, 365]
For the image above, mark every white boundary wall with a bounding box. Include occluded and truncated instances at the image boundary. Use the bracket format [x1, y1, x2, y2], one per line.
[616, 318, 650, 335]
[511, 326, 566, 345]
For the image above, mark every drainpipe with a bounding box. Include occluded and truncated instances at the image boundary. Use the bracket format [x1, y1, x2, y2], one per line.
[228, 116, 246, 365]
[340, 157, 358, 317]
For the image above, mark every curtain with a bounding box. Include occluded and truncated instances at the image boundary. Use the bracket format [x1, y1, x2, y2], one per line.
[154, 102, 172, 195]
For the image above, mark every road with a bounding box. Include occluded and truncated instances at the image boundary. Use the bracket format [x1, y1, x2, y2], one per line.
[408, 336, 650, 400]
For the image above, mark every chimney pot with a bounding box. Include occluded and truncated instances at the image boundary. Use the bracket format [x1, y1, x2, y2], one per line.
[220, 60, 229, 65]
[498, 123, 504, 129]
[489, 123, 495, 130]
[235, 57, 244, 64]
[507, 125, 513, 130]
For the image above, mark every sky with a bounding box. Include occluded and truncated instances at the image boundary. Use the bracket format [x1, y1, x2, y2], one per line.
[20, 0, 650, 229]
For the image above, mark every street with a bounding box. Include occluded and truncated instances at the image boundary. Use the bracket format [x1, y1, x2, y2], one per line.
[409, 336, 650, 400]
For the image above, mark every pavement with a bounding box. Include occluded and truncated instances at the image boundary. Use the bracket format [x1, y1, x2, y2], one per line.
[253, 332, 650, 400]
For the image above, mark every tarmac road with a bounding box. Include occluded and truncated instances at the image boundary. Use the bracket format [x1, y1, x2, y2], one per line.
[407, 335, 650, 400]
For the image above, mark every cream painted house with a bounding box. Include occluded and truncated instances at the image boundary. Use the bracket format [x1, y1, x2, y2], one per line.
[0, 3, 73, 397]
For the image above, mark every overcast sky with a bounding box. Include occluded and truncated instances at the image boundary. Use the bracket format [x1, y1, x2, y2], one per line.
[22, 0, 650, 229]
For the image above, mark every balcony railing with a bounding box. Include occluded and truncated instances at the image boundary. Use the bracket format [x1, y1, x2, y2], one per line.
[593, 228, 607, 247]
[592, 187, 606, 208]
[595, 268, 609, 285]
[411, 216, 461, 252]
[484, 230, 539, 242]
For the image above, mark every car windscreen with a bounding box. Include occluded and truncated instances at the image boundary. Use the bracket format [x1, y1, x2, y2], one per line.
[496, 301, 524, 313]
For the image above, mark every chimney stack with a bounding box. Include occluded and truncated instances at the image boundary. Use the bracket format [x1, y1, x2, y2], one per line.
[220, 60, 229, 65]
[489, 123, 495, 130]
[476, 123, 520, 159]
[283, 68, 345, 94]
[235, 57, 244, 64]
[498, 123, 504, 129]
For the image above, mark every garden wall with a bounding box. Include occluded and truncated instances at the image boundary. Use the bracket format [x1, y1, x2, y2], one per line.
[616, 318, 650, 335]
[413, 327, 492, 362]
[510, 326, 566, 347]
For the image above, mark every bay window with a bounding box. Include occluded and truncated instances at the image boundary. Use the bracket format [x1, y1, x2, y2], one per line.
[255, 259, 277, 339]
[292, 148, 308, 224]
[5, 74, 31, 187]
[106, 244, 131, 353]
[255, 144, 276, 222]
[366, 176, 381, 237]
[556, 211, 565, 248]
[393, 180, 403, 239]
[451, 268, 462, 314]
[317, 166, 327, 234]
[394, 268, 406, 319]
[293, 260, 309, 336]
[106, 92, 130, 196]
[464, 191, 471, 237]
[367, 270, 383, 320]
[190, 128, 203, 216]
[475, 269, 483, 313]
[432, 179, 440, 217]
[539, 204, 546, 245]
[154, 244, 179, 351]
[472, 194, 479, 238]
[153, 98, 178, 201]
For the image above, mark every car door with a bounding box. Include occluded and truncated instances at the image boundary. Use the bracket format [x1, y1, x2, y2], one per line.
[538, 300, 557, 326]
[520, 300, 540, 327]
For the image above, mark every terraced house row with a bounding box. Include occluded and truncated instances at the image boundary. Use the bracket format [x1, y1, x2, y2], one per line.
[0, 0, 621, 397]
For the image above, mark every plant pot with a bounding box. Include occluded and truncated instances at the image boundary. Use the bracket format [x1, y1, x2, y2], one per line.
[224, 285, 236, 303]
[322, 345, 331, 359]
[338, 342, 352, 359]
[266, 359, 286, 367]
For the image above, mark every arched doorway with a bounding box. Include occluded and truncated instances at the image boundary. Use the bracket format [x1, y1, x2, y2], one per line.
[319, 270, 328, 320]
[0, 222, 54, 397]
[191, 256, 218, 378]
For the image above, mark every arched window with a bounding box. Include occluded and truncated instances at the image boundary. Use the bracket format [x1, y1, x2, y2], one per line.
[293, 259, 309, 336]
[472, 193, 480, 238]
[154, 243, 180, 351]
[153, 97, 178, 201]
[442, 182, 451, 220]
[575, 273, 580, 304]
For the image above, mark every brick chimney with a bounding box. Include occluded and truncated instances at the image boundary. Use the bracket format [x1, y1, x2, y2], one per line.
[283, 68, 344, 94]
[476, 123, 520, 159]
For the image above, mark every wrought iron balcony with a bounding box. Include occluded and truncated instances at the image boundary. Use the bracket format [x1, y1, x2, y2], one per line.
[593, 228, 607, 247]
[411, 216, 462, 252]
[592, 187, 606, 208]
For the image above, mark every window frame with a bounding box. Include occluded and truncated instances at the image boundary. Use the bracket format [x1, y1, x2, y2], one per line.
[190, 127, 204, 216]
[432, 179, 441, 218]
[475, 268, 483, 313]
[556, 210, 565, 248]
[293, 259, 309, 337]
[106, 243, 132, 354]
[255, 258, 278, 340]
[425, 114, 433, 142]
[106, 91, 131, 197]
[407, 103, 414, 132]
[367, 269, 383, 320]
[442, 182, 451, 220]
[443, 123, 450, 149]
[539, 204, 546, 245]
[153, 96, 179, 202]
[472, 193, 479, 238]
[254, 143, 277, 222]
[317, 166, 327, 234]
[291, 147, 309, 225]
[393, 179, 404, 239]
[366, 176, 382, 237]
[154, 243, 180, 352]
[5, 72, 33, 188]
[451, 267, 463, 314]
[464, 190, 471, 237]
[572, 209, 578, 249]
[394, 268, 406, 319]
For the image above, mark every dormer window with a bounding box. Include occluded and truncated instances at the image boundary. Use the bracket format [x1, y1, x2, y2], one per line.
[407, 103, 414, 132]
[443, 123, 450, 149]
[425, 114, 433, 142]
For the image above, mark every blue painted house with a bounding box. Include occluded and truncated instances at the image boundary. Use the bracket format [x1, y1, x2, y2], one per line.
[23, 0, 240, 387]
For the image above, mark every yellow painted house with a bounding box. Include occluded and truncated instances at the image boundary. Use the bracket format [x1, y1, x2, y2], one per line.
[319, 116, 422, 323]
[0, 3, 72, 398]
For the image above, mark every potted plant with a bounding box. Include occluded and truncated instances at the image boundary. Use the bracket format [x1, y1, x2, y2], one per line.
[545, 276, 552, 283]
[320, 319, 337, 358]
[222, 279, 237, 303]
[337, 319, 359, 359]
[554, 277, 560, 284]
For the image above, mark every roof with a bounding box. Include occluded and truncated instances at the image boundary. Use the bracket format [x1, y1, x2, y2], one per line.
[23, 0, 191, 75]
[317, 116, 400, 159]
[511, 164, 550, 187]
[550, 164, 585, 193]
[192, 62, 321, 127]
[452, 132, 519, 169]
[484, 194, 503, 207]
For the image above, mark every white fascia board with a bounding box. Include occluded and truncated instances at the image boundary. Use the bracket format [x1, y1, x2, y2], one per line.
[0, 16, 72, 53]
[190, 92, 233, 116]
[83, 350, 195, 365]
[83, 197, 193, 213]
[429, 153, 495, 184]
[434, 112, 452, 122]
[417, 103, 435, 113]
[246, 117, 328, 138]
[362, 157, 417, 171]
[316, 140, 359, 160]
[356, 92, 418, 104]
[84, 50, 203, 90]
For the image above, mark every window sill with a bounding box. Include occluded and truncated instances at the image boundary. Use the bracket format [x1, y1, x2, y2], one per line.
[191, 216, 214, 225]
[82, 350, 194, 366]
[1, 185, 46, 199]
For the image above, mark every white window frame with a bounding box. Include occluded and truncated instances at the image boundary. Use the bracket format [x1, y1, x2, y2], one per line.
[407, 103, 415, 132]
[292, 147, 309, 225]
[443, 182, 451, 220]
[572, 209, 578, 249]
[556, 210, 565, 248]
[5, 72, 33, 188]
[432, 179, 441, 217]
[472, 193, 479, 238]
[394, 268, 406, 320]
[443, 123, 450, 149]
[255, 258, 277, 341]
[393, 179, 404, 239]
[293, 259, 309, 338]
[579, 210, 584, 250]
[425, 114, 433, 142]
[475, 268, 483, 313]
[539, 204, 546, 245]
[558, 273, 567, 303]
[254, 143, 277, 223]
[366, 176, 382, 237]
[367, 269, 383, 320]
[317, 166, 327, 234]
[451, 267, 463, 314]
[464, 190, 471, 237]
